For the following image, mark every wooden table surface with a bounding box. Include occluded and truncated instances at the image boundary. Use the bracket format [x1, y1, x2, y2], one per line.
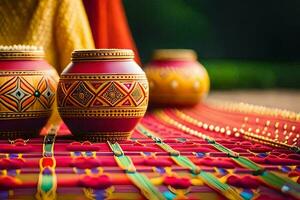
[208, 89, 300, 112]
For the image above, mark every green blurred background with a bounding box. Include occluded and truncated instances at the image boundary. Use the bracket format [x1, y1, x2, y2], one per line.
[123, 0, 300, 89]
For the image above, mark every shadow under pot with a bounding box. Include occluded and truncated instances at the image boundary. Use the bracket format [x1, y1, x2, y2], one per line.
[57, 49, 149, 142]
[0, 45, 58, 139]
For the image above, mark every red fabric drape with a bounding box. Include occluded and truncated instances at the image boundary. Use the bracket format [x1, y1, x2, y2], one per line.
[83, 0, 140, 64]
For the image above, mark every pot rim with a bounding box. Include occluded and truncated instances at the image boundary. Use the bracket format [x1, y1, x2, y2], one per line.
[72, 49, 134, 61]
[0, 45, 44, 60]
[152, 49, 197, 61]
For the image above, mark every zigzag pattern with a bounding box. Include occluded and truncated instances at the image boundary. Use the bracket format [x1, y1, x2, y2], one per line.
[57, 79, 148, 108]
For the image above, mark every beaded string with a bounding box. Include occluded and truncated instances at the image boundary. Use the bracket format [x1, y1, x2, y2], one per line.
[209, 100, 300, 122]
[203, 103, 300, 130]
[197, 103, 299, 146]
[154, 110, 300, 199]
[201, 102, 299, 146]
[183, 105, 299, 151]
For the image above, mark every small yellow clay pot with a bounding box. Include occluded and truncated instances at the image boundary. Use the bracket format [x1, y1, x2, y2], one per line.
[145, 49, 209, 106]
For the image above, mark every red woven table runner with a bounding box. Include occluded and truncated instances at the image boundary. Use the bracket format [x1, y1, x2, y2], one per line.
[0, 102, 299, 199]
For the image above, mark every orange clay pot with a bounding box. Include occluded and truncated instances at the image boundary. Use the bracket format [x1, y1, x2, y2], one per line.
[57, 49, 149, 141]
[0, 45, 58, 138]
[145, 49, 210, 106]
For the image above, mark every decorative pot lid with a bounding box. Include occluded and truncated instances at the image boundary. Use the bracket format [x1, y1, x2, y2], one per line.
[0, 45, 44, 60]
[71, 49, 134, 61]
[152, 49, 197, 61]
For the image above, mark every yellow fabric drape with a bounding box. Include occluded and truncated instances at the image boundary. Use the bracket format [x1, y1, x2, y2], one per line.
[0, 0, 95, 73]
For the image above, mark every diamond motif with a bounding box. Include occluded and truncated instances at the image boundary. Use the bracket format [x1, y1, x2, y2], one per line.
[42, 86, 54, 100]
[70, 82, 94, 106]
[130, 83, 143, 105]
[6, 78, 32, 102]
[9, 87, 27, 101]
[35, 78, 55, 109]
[101, 82, 125, 106]
[3, 77, 35, 111]
[41, 85, 55, 108]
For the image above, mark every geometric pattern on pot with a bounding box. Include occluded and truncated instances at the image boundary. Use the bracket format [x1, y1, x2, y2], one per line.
[0, 75, 56, 112]
[58, 79, 148, 108]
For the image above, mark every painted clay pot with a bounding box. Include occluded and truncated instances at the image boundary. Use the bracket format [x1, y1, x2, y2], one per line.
[57, 49, 149, 141]
[145, 49, 210, 106]
[0, 45, 58, 139]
